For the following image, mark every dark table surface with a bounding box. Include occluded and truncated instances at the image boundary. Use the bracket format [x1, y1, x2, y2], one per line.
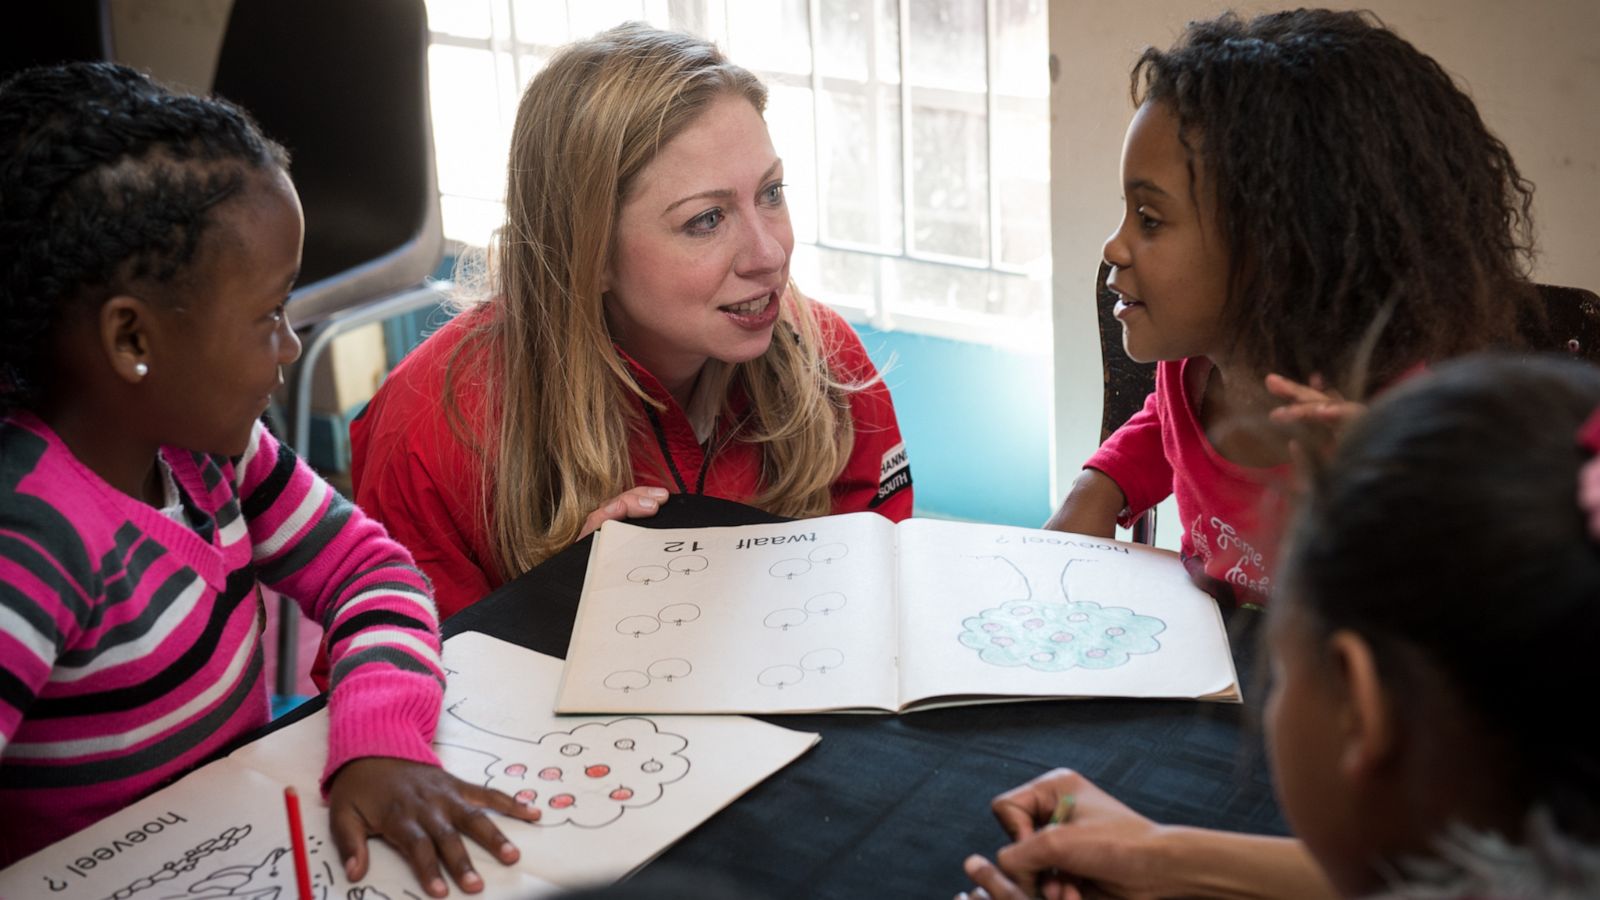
[444, 495, 1286, 899]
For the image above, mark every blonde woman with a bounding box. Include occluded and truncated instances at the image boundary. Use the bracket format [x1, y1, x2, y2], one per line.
[347, 23, 913, 623]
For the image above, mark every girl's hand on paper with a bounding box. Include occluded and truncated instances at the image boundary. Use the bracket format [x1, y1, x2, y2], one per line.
[580, 486, 671, 538]
[972, 768, 1172, 900]
[328, 757, 540, 897]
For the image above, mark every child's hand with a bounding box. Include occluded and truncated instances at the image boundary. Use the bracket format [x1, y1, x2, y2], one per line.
[580, 486, 671, 538]
[969, 768, 1171, 900]
[1264, 373, 1364, 430]
[327, 757, 540, 897]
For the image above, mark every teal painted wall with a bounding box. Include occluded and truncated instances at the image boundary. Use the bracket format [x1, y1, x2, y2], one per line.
[852, 325, 1053, 527]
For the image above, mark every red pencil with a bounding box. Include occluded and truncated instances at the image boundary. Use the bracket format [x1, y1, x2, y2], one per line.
[282, 786, 314, 900]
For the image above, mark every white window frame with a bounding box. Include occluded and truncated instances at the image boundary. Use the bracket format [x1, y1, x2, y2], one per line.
[425, 0, 1050, 349]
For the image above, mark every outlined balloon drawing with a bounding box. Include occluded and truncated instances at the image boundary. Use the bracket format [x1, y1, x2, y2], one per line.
[800, 648, 844, 674]
[627, 565, 670, 585]
[769, 558, 811, 579]
[756, 665, 804, 688]
[804, 592, 847, 615]
[763, 608, 807, 631]
[603, 670, 650, 692]
[603, 659, 693, 692]
[757, 649, 845, 687]
[667, 555, 708, 574]
[808, 543, 849, 564]
[616, 615, 661, 637]
[646, 658, 692, 682]
[615, 604, 702, 636]
[657, 603, 701, 626]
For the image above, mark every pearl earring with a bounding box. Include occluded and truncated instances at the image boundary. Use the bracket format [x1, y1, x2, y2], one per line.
[134, 362, 149, 378]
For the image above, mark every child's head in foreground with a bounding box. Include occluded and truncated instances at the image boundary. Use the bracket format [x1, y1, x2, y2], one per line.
[1270, 353, 1600, 895]
[1105, 8, 1535, 389]
[0, 61, 300, 458]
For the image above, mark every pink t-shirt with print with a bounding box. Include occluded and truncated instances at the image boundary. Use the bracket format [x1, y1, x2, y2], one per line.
[1084, 357, 1290, 605]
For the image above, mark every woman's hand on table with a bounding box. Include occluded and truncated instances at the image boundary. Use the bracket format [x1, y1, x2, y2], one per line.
[581, 486, 671, 538]
[327, 757, 540, 897]
[957, 768, 1173, 900]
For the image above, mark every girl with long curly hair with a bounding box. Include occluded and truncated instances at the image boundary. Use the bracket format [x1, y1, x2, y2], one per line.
[1046, 9, 1537, 605]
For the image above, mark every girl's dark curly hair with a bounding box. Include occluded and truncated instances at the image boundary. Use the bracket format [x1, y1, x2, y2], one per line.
[0, 61, 287, 411]
[1283, 353, 1600, 839]
[1133, 8, 1536, 389]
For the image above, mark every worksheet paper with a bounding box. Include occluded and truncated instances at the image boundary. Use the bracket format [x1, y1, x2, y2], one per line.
[0, 633, 818, 899]
[558, 515, 1239, 714]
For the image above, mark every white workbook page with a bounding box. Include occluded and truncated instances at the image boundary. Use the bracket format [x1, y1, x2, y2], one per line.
[557, 513, 900, 713]
[896, 519, 1239, 707]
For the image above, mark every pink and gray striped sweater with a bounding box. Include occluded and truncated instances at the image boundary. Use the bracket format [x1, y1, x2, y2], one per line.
[0, 412, 444, 865]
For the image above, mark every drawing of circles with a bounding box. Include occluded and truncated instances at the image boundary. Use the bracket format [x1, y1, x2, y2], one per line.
[764, 608, 807, 630]
[804, 592, 846, 615]
[647, 658, 692, 681]
[627, 565, 670, 585]
[758, 664, 805, 688]
[1012, 605, 1034, 615]
[769, 558, 811, 579]
[1051, 632, 1074, 642]
[1106, 626, 1126, 637]
[560, 743, 584, 757]
[615, 738, 636, 751]
[641, 759, 664, 774]
[809, 543, 849, 564]
[658, 603, 701, 625]
[667, 555, 708, 574]
[800, 648, 845, 673]
[609, 787, 635, 801]
[603, 670, 650, 692]
[616, 615, 661, 637]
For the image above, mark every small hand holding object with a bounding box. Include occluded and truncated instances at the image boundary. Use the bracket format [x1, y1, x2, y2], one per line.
[958, 769, 1171, 900]
[581, 486, 671, 538]
[327, 757, 540, 897]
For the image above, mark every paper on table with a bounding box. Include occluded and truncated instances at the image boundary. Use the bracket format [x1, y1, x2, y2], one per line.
[558, 513, 902, 713]
[0, 759, 559, 900]
[1, 633, 819, 897]
[556, 514, 1239, 715]
[895, 518, 1238, 706]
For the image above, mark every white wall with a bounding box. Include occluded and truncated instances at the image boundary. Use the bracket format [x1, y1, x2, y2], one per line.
[1049, 0, 1600, 546]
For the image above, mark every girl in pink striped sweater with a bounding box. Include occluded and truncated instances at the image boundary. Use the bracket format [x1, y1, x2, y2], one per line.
[0, 63, 536, 895]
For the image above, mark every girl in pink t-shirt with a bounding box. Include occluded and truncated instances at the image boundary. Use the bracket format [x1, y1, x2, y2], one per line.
[1046, 9, 1538, 604]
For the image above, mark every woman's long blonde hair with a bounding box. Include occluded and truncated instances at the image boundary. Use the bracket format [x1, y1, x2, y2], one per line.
[447, 23, 857, 579]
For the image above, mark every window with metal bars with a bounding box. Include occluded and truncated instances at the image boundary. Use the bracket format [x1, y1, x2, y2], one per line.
[425, 0, 1050, 346]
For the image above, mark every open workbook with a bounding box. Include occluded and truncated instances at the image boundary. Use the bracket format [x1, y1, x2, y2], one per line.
[0, 633, 818, 899]
[556, 514, 1240, 715]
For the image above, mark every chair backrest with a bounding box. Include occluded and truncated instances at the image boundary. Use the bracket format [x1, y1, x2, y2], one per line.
[1095, 261, 1157, 442]
[210, 0, 442, 328]
[1534, 283, 1600, 364]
